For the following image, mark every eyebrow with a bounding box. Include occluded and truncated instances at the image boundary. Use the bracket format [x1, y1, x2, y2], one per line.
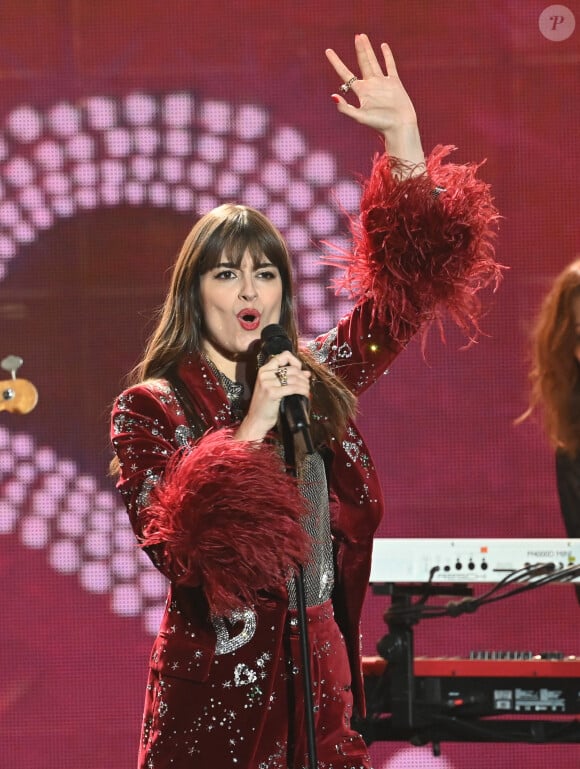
[213, 259, 277, 268]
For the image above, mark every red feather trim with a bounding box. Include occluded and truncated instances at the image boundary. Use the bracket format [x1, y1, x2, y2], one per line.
[142, 430, 311, 614]
[326, 145, 504, 343]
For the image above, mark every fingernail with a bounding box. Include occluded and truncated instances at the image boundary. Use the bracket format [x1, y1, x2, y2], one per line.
[331, 94, 340, 103]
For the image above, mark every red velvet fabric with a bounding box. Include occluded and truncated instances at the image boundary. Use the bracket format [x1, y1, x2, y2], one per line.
[139, 601, 372, 768]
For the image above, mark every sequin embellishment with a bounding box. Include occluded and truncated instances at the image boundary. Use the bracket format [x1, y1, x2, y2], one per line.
[174, 424, 195, 448]
[212, 608, 257, 655]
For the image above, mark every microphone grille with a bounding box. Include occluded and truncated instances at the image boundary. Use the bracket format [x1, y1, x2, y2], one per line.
[261, 324, 286, 341]
[260, 324, 292, 355]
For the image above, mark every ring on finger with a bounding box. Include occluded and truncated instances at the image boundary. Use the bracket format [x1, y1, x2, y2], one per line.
[339, 75, 358, 94]
[275, 366, 288, 387]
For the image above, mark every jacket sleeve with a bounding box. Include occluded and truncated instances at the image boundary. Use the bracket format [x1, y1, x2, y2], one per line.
[111, 382, 310, 614]
[312, 145, 503, 395]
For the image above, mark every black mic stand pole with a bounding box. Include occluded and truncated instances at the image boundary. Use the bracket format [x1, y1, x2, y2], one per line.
[280, 416, 318, 769]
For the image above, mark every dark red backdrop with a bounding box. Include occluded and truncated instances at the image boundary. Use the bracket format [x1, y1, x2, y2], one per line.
[0, 1, 579, 767]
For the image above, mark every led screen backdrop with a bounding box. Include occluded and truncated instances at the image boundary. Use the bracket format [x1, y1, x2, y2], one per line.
[0, 1, 579, 767]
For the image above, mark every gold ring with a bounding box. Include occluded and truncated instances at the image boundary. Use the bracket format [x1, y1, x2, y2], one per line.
[275, 367, 288, 386]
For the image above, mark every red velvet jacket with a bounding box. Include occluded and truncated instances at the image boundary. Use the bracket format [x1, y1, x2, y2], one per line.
[111, 148, 501, 719]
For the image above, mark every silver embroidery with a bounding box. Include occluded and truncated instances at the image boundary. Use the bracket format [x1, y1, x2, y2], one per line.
[306, 327, 338, 364]
[343, 440, 361, 464]
[212, 608, 257, 655]
[112, 412, 139, 435]
[233, 662, 257, 686]
[174, 424, 195, 448]
[136, 468, 161, 509]
[258, 740, 287, 769]
[115, 392, 132, 411]
[336, 341, 353, 359]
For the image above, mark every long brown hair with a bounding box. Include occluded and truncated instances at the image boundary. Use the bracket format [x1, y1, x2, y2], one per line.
[122, 203, 356, 443]
[522, 258, 580, 455]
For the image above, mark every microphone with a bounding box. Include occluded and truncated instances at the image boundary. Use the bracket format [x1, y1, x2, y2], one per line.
[260, 324, 313, 448]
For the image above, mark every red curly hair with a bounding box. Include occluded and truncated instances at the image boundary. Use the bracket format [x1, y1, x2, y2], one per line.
[525, 258, 580, 455]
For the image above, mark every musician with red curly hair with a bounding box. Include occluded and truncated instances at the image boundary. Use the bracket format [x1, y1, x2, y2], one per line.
[110, 34, 502, 769]
[521, 259, 580, 553]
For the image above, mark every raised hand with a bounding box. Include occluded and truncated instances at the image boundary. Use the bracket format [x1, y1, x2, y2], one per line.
[325, 34, 424, 168]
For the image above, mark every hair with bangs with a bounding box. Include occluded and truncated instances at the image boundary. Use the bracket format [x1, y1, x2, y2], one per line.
[196, 207, 290, 277]
[521, 258, 580, 455]
[132, 204, 297, 382]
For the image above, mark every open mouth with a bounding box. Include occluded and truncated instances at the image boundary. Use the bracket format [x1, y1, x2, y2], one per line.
[237, 310, 261, 330]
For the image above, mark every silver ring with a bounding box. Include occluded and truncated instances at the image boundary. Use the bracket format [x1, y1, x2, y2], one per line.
[339, 76, 358, 94]
[275, 367, 288, 387]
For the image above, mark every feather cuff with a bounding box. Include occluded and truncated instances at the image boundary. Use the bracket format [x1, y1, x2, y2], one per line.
[328, 145, 504, 342]
[142, 430, 310, 614]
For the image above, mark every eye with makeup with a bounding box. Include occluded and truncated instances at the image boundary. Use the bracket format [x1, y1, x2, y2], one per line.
[213, 268, 237, 280]
[255, 265, 280, 280]
[210, 264, 280, 281]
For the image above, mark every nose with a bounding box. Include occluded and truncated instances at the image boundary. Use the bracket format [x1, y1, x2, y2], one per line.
[239, 274, 257, 301]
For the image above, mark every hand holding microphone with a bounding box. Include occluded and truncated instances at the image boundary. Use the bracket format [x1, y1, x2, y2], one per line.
[260, 324, 312, 435]
[234, 325, 311, 444]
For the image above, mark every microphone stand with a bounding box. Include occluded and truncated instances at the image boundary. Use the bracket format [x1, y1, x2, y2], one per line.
[280, 416, 318, 769]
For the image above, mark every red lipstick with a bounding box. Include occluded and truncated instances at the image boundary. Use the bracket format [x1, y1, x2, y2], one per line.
[236, 309, 261, 331]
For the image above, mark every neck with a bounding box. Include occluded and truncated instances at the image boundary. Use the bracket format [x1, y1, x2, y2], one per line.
[201, 343, 252, 386]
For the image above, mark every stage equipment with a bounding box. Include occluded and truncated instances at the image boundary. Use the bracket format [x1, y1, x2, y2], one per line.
[355, 538, 580, 752]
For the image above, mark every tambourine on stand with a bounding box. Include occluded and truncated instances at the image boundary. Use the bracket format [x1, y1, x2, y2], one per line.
[1, 355, 38, 414]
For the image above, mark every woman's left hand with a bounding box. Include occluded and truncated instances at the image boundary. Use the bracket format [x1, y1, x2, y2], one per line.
[326, 33, 425, 169]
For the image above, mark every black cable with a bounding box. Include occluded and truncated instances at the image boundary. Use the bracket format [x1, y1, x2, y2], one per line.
[385, 562, 580, 622]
